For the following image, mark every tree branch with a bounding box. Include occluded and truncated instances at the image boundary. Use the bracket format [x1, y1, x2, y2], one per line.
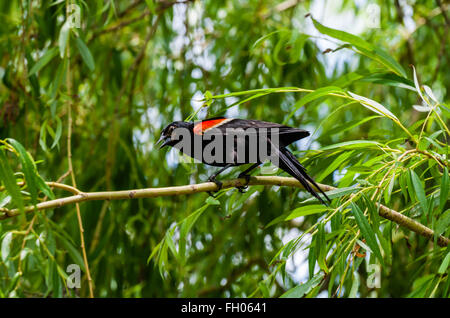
[0, 176, 448, 247]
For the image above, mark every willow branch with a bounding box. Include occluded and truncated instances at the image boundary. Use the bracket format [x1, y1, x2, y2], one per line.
[0, 176, 448, 247]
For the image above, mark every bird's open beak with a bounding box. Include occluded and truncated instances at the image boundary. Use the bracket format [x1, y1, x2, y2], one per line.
[156, 135, 171, 149]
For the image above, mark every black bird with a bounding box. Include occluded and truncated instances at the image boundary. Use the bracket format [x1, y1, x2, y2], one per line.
[157, 117, 330, 204]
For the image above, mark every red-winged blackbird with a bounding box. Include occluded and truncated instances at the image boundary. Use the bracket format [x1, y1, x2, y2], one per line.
[157, 117, 330, 204]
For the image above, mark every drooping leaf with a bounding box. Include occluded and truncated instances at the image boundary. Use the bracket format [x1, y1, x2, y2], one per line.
[58, 21, 71, 58]
[75, 37, 95, 71]
[320, 140, 381, 151]
[348, 91, 398, 120]
[300, 186, 359, 204]
[311, 17, 407, 77]
[316, 222, 329, 273]
[50, 116, 63, 149]
[350, 203, 384, 266]
[1, 232, 13, 262]
[285, 205, 329, 221]
[440, 167, 449, 212]
[316, 151, 353, 182]
[413, 104, 432, 112]
[0, 148, 24, 214]
[438, 252, 450, 275]
[410, 170, 428, 215]
[280, 272, 325, 298]
[286, 86, 343, 121]
[8, 139, 38, 206]
[28, 47, 59, 76]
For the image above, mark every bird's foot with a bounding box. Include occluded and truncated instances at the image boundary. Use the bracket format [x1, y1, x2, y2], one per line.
[207, 176, 223, 197]
[236, 174, 251, 193]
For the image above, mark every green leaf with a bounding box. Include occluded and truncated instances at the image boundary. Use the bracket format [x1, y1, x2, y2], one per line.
[308, 244, 316, 279]
[438, 252, 450, 274]
[205, 196, 220, 205]
[410, 170, 428, 215]
[399, 172, 409, 201]
[75, 37, 95, 71]
[28, 47, 59, 76]
[8, 139, 38, 206]
[157, 238, 169, 277]
[280, 272, 324, 298]
[408, 274, 434, 297]
[384, 173, 396, 205]
[316, 223, 329, 273]
[320, 140, 381, 151]
[147, 240, 163, 264]
[316, 151, 353, 182]
[0, 148, 24, 214]
[301, 186, 359, 204]
[311, 17, 406, 77]
[178, 205, 209, 258]
[0, 193, 11, 208]
[327, 115, 382, 135]
[359, 72, 415, 91]
[423, 85, 439, 104]
[35, 174, 55, 200]
[50, 116, 63, 149]
[6, 272, 21, 295]
[412, 65, 427, 105]
[54, 232, 86, 272]
[440, 167, 449, 212]
[273, 31, 290, 65]
[145, 0, 156, 14]
[50, 60, 67, 99]
[348, 91, 398, 120]
[1, 232, 13, 262]
[165, 228, 180, 261]
[350, 203, 384, 266]
[285, 205, 329, 221]
[286, 86, 343, 121]
[39, 120, 48, 152]
[413, 105, 431, 113]
[258, 281, 270, 297]
[435, 210, 450, 237]
[252, 30, 287, 49]
[179, 205, 209, 240]
[59, 21, 71, 58]
[349, 272, 360, 297]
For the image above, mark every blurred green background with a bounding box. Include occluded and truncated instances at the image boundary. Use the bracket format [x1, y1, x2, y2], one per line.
[0, 0, 449, 298]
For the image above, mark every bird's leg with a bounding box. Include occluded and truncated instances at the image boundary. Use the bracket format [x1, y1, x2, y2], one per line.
[207, 164, 233, 197]
[236, 163, 260, 193]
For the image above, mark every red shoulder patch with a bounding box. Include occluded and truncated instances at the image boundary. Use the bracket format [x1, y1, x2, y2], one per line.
[193, 118, 228, 135]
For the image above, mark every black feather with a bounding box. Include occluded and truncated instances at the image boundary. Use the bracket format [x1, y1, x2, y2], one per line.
[281, 148, 331, 204]
[267, 138, 330, 205]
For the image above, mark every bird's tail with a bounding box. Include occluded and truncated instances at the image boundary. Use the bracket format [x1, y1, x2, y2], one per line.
[268, 139, 331, 205]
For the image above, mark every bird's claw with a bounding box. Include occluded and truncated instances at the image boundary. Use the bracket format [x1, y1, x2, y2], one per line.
[207, 177, 223, 197]
[236, 174, 251, 193]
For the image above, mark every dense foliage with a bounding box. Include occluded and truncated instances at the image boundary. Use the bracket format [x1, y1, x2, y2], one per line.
[0, 0, 449, 298]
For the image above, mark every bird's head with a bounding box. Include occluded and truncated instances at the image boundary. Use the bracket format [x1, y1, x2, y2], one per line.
[156, 121, 193, 149]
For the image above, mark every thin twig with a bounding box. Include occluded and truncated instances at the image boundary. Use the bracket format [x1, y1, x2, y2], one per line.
[65, 0, 94, 298]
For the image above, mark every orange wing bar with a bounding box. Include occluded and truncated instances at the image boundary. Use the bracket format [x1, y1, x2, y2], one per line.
[193, 118, 229, 135]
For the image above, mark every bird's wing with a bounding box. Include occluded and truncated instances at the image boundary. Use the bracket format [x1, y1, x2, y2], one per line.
[195, 118, 309, 146]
